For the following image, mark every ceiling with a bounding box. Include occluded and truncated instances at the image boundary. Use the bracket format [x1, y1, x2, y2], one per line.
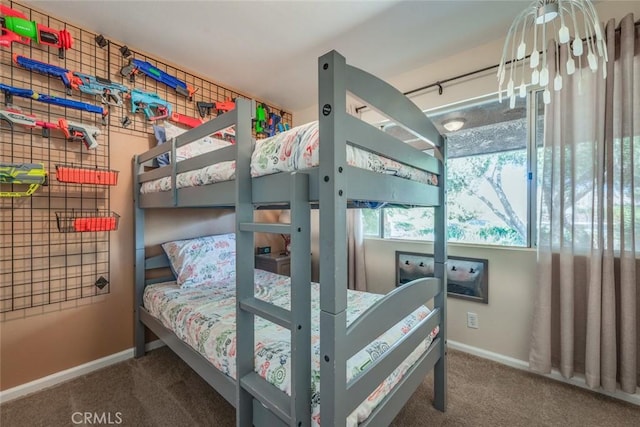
[27, 0, 529, 113]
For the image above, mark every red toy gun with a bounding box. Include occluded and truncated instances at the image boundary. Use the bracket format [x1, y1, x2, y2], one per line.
[0, 5, 73, 59]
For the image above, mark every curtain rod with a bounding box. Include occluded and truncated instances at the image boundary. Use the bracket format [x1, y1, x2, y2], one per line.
[354, 60, 504, 114]
[354, 20, 639, 114]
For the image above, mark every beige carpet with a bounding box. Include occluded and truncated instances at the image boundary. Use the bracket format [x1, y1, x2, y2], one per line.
[1, 347, 638, 427]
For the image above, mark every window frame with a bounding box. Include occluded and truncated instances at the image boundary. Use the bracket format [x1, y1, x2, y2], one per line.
[364, 89, 542, 249]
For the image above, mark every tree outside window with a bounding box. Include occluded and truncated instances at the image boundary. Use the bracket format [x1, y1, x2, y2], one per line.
[364, 95, 532, 247]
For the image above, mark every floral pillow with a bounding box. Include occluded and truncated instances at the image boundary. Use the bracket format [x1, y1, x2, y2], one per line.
[161, 233, 236, 288]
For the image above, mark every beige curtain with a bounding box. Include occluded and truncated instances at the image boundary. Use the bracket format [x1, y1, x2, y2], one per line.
[347, 210, 367, 291]
[530, 15, 639, 394]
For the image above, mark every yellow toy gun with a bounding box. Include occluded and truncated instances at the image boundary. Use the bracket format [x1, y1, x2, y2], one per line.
[0, 163, 48, 197]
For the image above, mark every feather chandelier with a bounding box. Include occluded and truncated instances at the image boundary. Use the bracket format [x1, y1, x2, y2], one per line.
[497, 0, 608, 107]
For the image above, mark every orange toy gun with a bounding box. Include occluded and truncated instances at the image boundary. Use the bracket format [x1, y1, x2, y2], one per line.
[196, 99, 235, 118]
[169, 112, 203, 128]
[57, 118, 101, 150]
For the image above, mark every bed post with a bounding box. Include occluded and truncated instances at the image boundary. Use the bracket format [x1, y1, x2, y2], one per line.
[318, 50, 349, 426]
[234, 98, 256, 427]
[133, 155, 146, 358]
[433, 135, 448, 411]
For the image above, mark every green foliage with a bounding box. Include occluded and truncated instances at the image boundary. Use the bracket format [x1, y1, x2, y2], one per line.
[478, 226, 525, 246]
[362, 209, 380, 236]
[447, 223, 466, 240]
[394, 222, 415, 232]
[383, 149, 529, 246]
[446, 150, 527, 244]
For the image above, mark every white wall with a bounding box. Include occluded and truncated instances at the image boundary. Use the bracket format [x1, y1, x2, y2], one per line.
[365, 240, 536, 361]
[293, 2, 640, 363]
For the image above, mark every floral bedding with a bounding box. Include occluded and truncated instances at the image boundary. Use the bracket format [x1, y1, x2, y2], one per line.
[143, 269, 438, 426]
[139, 160, 236, 194]
[251, 121, 438, 185]
[140, 121, 438, 193]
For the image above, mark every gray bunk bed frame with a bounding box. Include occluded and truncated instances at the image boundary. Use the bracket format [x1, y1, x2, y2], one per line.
[133, 50, 447, 427]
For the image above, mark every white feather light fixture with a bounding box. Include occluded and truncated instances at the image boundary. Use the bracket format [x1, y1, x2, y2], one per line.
[497, 0, 608, 107]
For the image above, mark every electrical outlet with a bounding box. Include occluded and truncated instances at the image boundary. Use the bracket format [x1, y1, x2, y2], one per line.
[467, 312, 479, 329]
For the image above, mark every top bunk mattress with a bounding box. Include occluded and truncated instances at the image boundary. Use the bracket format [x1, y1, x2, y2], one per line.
[143, 268, 438, 426]
[140, 121, 438, 194]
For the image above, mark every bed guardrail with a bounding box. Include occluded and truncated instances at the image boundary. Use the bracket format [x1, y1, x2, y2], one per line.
[176, 145, 236, 173]
[173, 107, 239, 149]
[343, 168, 439, 206]
[344, 277, 443, 414]
[345, 62, 442, 149]
[344, 277, 442, 357]
[135, 105, 242, 181]
[136, 136, 177, 165]
[134, 100, 253, 208]
[344, 114, 440, 175]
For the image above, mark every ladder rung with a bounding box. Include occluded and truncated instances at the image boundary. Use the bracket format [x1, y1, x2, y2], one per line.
[241, 372, 292, 425]
[239, 222, 292, 234]
[239, 297, 292, 330]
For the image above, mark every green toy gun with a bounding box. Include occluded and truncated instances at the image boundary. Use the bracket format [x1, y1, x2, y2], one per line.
[0, 163, 48, 197]
[254, 103, 268, 135]
[0, 5, 73, 59]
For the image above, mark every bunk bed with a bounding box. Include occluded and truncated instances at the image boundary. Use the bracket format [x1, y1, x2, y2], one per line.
[133, 50, 447, 427]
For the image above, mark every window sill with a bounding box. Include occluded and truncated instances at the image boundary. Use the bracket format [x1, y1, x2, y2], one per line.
[364, 236, 537, 253]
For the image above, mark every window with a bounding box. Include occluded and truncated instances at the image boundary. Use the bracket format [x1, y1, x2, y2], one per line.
[364, 94, 536, 247]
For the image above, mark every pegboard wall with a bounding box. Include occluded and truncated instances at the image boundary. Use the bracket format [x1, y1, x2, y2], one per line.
[0, 1, 292, 313]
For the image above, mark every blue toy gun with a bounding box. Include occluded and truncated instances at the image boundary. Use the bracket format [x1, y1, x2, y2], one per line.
[73, 72, 129, 107]
[267, 112, 281, 137]
[12, 54, 78, 95]
[13, 55, 129, 107]
[129, 89, 172, 121]
[0, 83, 108, 124]
[121, 59, 196, 99]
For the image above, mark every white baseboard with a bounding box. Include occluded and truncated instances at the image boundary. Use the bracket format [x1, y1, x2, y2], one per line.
[448, 340, 640, 407]
[3, 339, 637, 407]
[0, 340, 165, 404]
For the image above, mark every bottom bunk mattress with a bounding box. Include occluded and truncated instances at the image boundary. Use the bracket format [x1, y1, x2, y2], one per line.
[143, 269, 438, 426]
[139, 121, 438, 194]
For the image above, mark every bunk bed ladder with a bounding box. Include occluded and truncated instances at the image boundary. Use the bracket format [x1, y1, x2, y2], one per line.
[236, 171, 312, 427]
